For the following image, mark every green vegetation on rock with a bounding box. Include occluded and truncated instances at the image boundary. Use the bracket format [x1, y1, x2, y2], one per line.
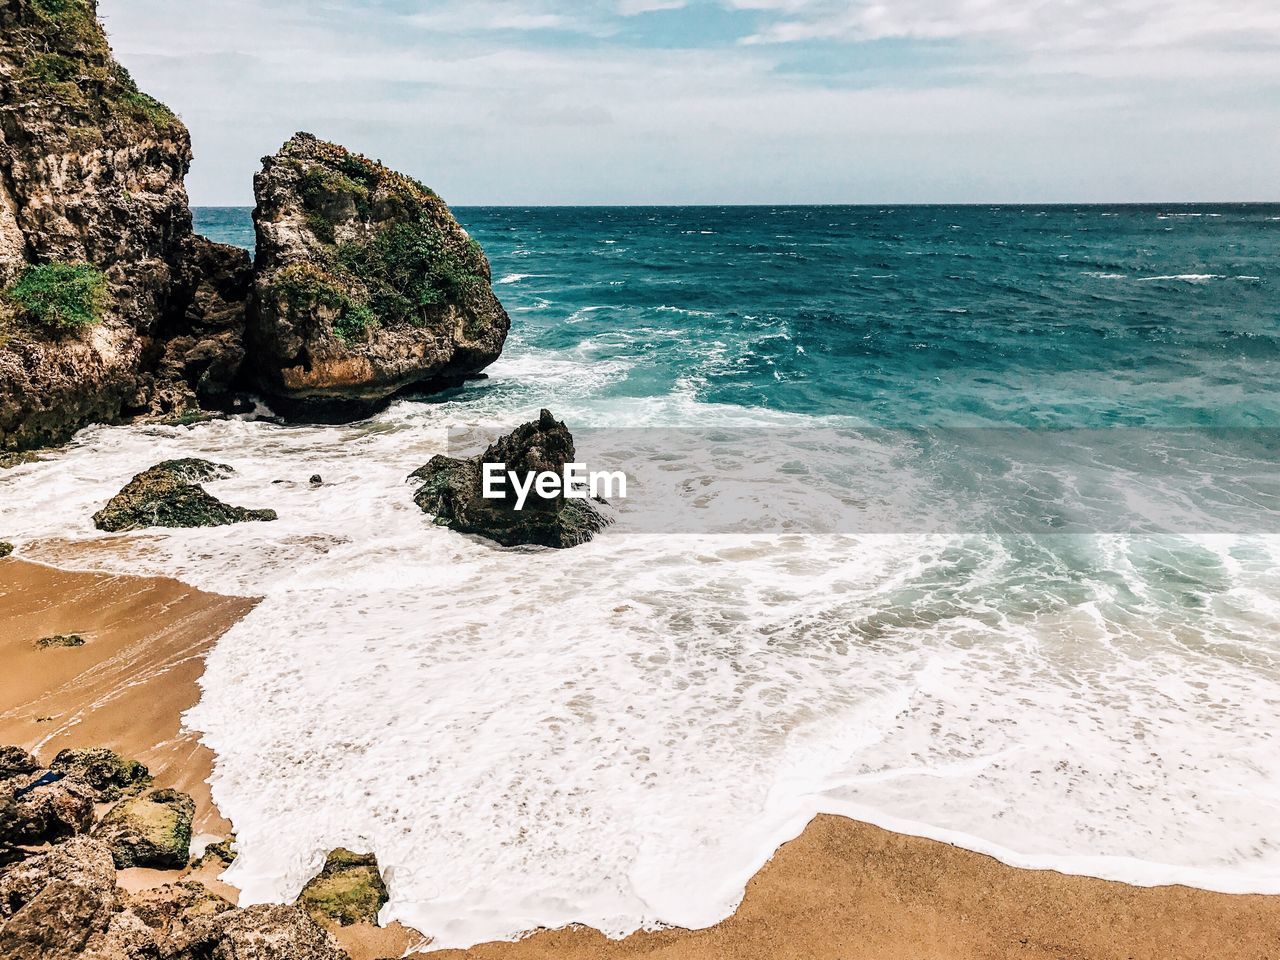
[335, 219, 487, 323]
[18, 0, 183, 137]
[92, 458, 278, 532]
[5, 263, 108, 333]
[37, 633, 86, 649]
[0, 542, 12, 558]
[296, 848, 389, 927]
[279, 137, 489, 342]
[93, 787, 195, 869]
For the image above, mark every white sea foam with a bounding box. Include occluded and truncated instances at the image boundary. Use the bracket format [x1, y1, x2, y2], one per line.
[2, 366, 1280, 950]
[1136, 274, 1223, 283]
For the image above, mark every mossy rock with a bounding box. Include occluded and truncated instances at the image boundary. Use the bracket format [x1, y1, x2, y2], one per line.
[0, 542, 11, 558]
[36, 633, 86, 649]
[92, 458, 278, 532]
[93, 787, 194, 869]
[296, 848, 389, 927]
[249, 132, 510, 418]
[0, 449, 46, 469]
[51, 747, 149, 801]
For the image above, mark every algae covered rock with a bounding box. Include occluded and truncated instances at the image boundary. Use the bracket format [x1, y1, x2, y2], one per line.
[92, 458, 277, 532]
[52, 748, 149, 801]
[249, 132, 510, 419]
[0, 542, 12, 557]
[0, 836, 117, 960]
[93, 787, 194, 869]
[410, 409, 611, 548]
[296, 848, 389, 927]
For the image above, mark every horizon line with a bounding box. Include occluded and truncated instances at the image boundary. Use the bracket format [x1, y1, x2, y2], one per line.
[191, 200, 1280, 209]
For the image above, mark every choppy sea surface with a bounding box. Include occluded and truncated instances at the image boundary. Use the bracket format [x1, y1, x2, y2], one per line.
[3, 205, 1279, 949]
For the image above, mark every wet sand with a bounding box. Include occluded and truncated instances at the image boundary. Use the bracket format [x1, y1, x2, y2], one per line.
[433, 814, 1280, 960]
[0, 556, 256, 834]
[5, 555, 1280, 960]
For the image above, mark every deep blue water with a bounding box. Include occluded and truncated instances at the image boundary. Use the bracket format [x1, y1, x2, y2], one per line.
[194, 205, 1280, 429]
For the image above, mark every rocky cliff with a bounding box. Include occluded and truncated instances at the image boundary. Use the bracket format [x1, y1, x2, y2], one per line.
[249, 133, 509, 419]
[0, 0, 258, 450]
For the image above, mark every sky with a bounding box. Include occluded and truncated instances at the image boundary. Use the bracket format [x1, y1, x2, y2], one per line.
[97, 0, 1280, 205]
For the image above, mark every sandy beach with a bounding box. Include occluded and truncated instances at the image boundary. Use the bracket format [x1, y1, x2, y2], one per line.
[4, 554, 1280, 960]
[0, 556, 256, 835]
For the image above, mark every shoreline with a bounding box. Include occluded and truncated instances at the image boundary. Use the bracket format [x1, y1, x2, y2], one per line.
[4, 555, 1280, 959]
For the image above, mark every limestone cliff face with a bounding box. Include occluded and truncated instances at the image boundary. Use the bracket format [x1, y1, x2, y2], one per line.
[0, 0, 247, 450]
[250, 133, 510, 419]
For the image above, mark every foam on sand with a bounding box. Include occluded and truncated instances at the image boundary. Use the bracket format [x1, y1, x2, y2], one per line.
[3, 394, 1280, 949]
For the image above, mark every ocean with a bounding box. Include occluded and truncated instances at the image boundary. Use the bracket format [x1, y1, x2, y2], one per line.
[3, 204, 1279, 948]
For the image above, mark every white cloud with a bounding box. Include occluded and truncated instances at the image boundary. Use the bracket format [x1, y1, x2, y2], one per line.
[95, 0, 1280, 204]
[729, 0, 1280, 48]
[617, 0, 687, 14]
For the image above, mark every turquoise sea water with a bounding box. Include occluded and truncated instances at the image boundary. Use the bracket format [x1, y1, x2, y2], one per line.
[2, 205, 1275, 947]
[195, 204, 1279, 428]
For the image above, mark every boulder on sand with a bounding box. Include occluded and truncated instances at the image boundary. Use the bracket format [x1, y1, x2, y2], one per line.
[92, 458, 277, 532]
[0, 771, 95, 848]
[0, 747, 39, 781]
[409, 409, 611, 549]
[296, 848, 389, 927]
[92, 787, 194, 869]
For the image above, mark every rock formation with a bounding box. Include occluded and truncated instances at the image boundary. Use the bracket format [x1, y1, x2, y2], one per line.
[0, 836, 118, 960]
[51, 749, 149, 801]
[0, 541, 11, 557]
[0, 744, 351, 959]
[0, 2, 509, 451]
[296, 848, 389, 927]
[0, 0, 252, 450]
[0, 771, 95, 849]
[153, 237, 255, 413]
[249, 132, 510, 419]
[93, 787, 194, 869]
[92, 459, 277, 532]
[0, 748, 39, 780]
[410, 409, 611, 548]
